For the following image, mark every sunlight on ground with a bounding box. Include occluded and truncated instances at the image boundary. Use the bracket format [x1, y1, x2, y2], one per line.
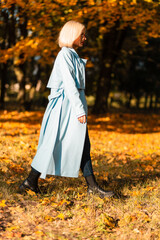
[0, 111, 160, 239]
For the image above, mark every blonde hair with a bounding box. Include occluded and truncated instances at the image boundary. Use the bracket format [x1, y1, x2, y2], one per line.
[58, 20, 85, 48]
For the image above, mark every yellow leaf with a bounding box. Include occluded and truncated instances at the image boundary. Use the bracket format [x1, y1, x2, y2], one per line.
[132, 190, 140, 196]
[84, 207, 90, 213]
[35, 231, 44, 236]
[41, 198, 50, 205]
[0, 200, 6, 207]
[6, 180, 16, 184]
[146, 186, 155, 191]
[26, 189, 36, 196]
[145, 165, 154, 172]
[58, 199, 70, 206]
[44, 215, 54, 222]
[131, 0, 137, 4]
[7, 225, 20, 231]
[103, 214, 117, 229]
[56, 213, 65, 220]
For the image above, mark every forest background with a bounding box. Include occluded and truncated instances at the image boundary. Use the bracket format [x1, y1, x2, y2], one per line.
[1, 0, 160, 113]
[1, 1, 160, 239]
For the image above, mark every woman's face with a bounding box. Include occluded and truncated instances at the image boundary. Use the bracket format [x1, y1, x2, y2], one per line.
[73, 28, 87, 49]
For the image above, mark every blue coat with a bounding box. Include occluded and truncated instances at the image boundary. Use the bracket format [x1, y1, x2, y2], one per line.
[31, 47, 88, 179]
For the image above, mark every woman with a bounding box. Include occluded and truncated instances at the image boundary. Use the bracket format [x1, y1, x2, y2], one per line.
[19, 20, 114, 198]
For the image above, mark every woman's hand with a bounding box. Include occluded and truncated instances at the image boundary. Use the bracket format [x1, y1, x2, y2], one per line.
[78, 115, 86, 124]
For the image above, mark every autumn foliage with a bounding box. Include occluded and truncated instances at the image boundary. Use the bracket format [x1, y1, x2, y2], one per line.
[0, 110, 160, 239]
[1, 0, 160, 65]
[0, 0, 160, 111]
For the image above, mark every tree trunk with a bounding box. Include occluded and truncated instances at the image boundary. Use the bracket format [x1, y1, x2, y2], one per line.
[16, 10, 28, 109]
[144, 93, 148, 109]
[0, 63, 7, 109]
[0, 5, 16, 109]
[155, 95, 159, 109]
[0, 8, 9, 109]
[126, 93, 133, 109]
[93, 61, 111, 113]
[136, 97, 140, 109]
[149, 94, 153, 109]
[15, 64, 26, 105]
[93, 26, 128, 114]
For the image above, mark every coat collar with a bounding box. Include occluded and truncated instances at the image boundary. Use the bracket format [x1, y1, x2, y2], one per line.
[68, 47, 80, 58]
[70, 48, 88, 65]
[62, 47, 87, 65]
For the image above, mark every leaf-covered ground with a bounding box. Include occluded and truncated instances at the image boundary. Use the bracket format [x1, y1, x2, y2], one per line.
[0, 110, 160, 240]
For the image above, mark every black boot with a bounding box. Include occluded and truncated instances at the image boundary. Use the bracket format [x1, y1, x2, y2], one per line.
[19, 167, 41, 194]
[85, 174, 114, 198]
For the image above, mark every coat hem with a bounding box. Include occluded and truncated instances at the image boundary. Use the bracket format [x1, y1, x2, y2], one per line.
[40, 172, 79, 179]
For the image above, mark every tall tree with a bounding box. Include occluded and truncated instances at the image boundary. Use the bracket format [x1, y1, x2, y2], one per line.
[78, 0, 160, 113]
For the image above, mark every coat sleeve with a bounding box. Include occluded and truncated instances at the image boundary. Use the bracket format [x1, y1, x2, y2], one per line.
[59, 50, 86, 118]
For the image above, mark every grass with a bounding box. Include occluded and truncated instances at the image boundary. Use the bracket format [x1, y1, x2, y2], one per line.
[0, 110, 160, 239]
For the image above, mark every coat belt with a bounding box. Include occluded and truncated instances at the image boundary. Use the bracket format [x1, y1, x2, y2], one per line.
[48, 89, 64, 101]
[48, 88, 84, 101]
